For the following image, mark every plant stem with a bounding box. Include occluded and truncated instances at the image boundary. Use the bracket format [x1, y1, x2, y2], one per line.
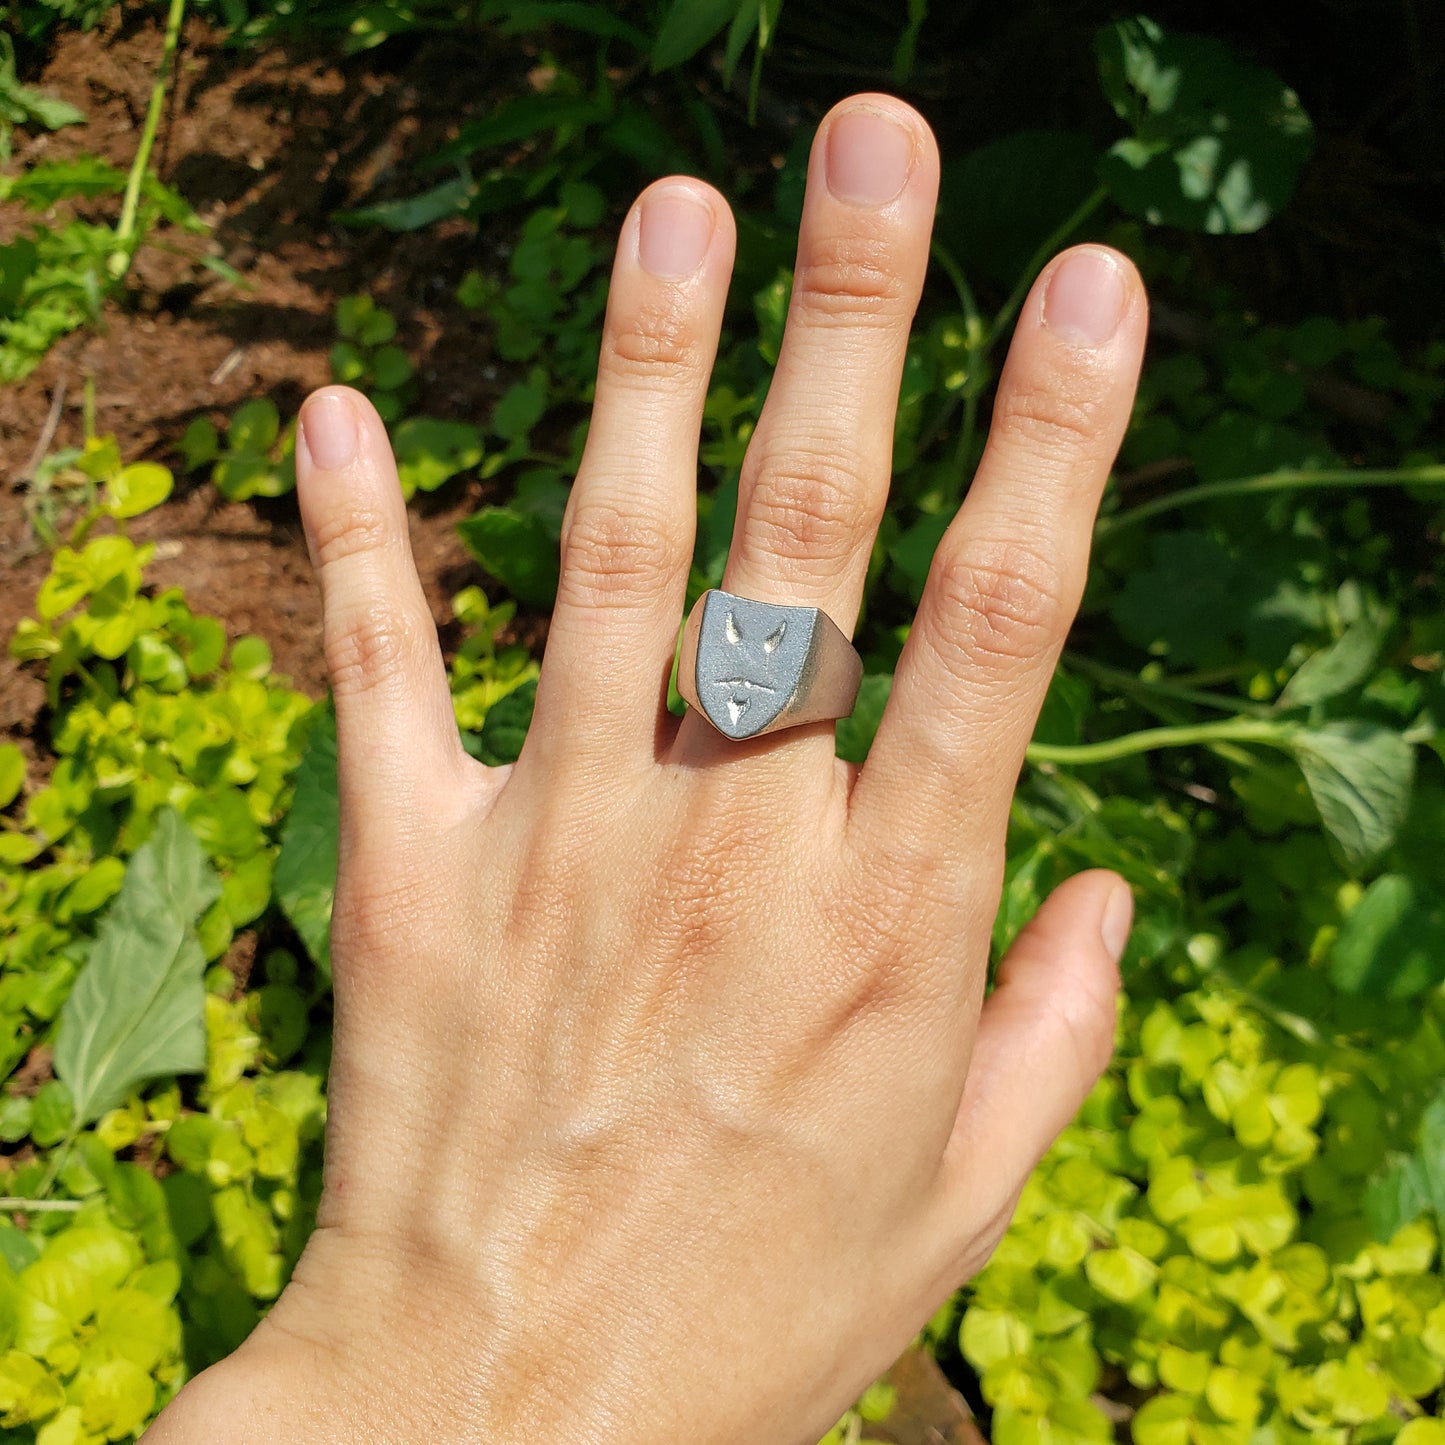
[1026, 716, 1289, 767]
[0, 1197, 83, 1213]
[1097, 464, 1445, 538]
[989, 185, 1109, 344]
[930, 240, 982, 334]
[109, 0, 187, 280]
[1063, 652, 1277, 719]
[928, 241, 989, 501]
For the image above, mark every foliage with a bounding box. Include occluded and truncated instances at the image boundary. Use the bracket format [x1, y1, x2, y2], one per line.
[955, 757, 1445, 1440]
[0, 0, 208, 383]
[0, 481, 536, 1437]
[182, 296, 485, 501]
[1, 3, 1442, 1442]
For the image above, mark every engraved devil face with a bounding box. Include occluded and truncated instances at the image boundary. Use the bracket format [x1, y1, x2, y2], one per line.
[692, 591, 815, 739]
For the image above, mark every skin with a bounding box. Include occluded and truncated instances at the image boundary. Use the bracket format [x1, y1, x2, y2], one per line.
[145, 94, 1147, 1443]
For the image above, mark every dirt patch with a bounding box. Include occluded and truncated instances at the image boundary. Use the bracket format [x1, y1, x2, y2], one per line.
[2, 12, 534, 730]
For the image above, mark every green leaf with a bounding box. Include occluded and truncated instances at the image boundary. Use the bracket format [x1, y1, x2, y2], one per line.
[474, 680, 536, 765]
[178, 416, 220, 470]
[1329, 874, 1445, 999]
[1132, 1392, 1210, 1445]
[30, 1080, 73, 1147]
[1095, 16, 1313, 233]
[0, 743, 24, 809]
[835, 674, 891, 764]
[392, 418, 484, 498]
[1278, 617, 1387, 709]
[227, 398, 280, 453]
[424, 95, 606, 171]
[229, 636, 272, 680]
[335, 175, 476, 232]
[1363, 1158, 1430, 1243]
[491, 378, 548, 443]
[105, 461, 173, 520]
[651, 0, 742, 71]
[1418, 1088, 1445, 1222]
[369, 345, 414, 392]
[274, 705, 338, 977]
[1084, 1247, 1157, 1304]
[456, 506, 560, 608]
[53, 810, 219, 1125]
[937, 130, 1101, 288]
[1288, 721, 1414, 866]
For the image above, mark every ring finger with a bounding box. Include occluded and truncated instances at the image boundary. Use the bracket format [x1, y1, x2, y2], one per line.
[675, 94, 939, 759]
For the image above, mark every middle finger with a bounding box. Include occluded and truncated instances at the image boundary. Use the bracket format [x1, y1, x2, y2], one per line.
[676, 96, 938, 754]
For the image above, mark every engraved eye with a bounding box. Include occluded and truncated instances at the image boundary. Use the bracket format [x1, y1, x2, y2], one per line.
[725, 612, 741, 645]
[764, 622, 786, 653]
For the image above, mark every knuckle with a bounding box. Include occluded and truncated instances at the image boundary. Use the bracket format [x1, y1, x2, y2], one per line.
[325, 602, 417, 699]
[308, 503, 393, 571]
[792, 235, 912, 325]
[558, 500, 686, 608]
[991, 377, 1101, 464]
[334, 867, 438, 965]
[738, 447, 879, 569]
[929, 538, 1071, 672]
[602, 299, 705, 383]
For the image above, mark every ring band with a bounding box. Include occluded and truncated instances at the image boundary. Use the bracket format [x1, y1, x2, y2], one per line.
[678, 589, 863, 740]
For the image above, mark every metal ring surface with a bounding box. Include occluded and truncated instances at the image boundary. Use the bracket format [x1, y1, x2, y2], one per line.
[678, 589, 863, 740]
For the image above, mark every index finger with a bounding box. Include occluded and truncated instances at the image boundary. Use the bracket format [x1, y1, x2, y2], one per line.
[847, 246, 1147, 870]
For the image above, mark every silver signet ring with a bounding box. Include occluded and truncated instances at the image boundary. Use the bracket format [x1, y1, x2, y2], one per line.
[678, 590, 863, 741]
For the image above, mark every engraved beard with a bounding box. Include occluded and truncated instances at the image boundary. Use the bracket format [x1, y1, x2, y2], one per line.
[717, 610, 787, 729]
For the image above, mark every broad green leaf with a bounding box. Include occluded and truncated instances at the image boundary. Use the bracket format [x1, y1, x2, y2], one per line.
[1278, 617, 1386, 709]
[227, 397, 280, 453]
[53, 809, 219, 1125]
[1289, 721, 1414, 866]
[0, 743, 24, 809]
[274, 705, 338, 976]
[1418, 1088, 1445, 1223]
[1084, 1247, 1156, 1304]
[1399, 1421, 1445, 1445]
[835, 674, 891, 764]
[392, 417, 484, 498]
[456, 506, 560, 608]
[104, 462, 172, 520]
[651, 0, 742, 71]
[178, 416, 219, 470]
[229, 635, 272, 680]
[1130, 1392, 1195, 1445]
[472, 680, 536, 766]
[1096, 16, 1313, 233]
[937, 130, 1100, 288]
[491, 378, 548, 442]
[369, 345, 414, 392]
[1329, 873, 1445, 999]
[335, 175, 476, 232]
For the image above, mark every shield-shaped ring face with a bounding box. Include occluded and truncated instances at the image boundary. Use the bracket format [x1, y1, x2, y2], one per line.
[693, 592, 817, 739]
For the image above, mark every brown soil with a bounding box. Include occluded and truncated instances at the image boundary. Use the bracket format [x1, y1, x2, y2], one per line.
[1, 11, 537, 734]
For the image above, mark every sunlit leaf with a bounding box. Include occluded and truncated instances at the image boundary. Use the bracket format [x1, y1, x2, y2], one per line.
[54, 810, 218, 1125]
[274, 705, 337, 977]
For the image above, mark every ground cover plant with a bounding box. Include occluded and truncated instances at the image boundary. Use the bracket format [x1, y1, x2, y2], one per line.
[0, 2, 1441, 1441]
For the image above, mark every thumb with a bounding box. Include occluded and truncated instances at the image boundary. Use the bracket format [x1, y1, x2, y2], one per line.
[929, 869, 1129, 1276]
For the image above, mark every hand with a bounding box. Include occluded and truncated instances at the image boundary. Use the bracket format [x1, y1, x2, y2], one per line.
[150, 93, 1146, 1443]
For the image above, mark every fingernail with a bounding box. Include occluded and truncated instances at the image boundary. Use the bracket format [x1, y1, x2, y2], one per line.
[300, 392, 357, 471]
[638, 187, 714, 279]
[1043, 247, 1128, 347]
[1100, 883, 1134, 964]
[825, 105, 914, 206]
